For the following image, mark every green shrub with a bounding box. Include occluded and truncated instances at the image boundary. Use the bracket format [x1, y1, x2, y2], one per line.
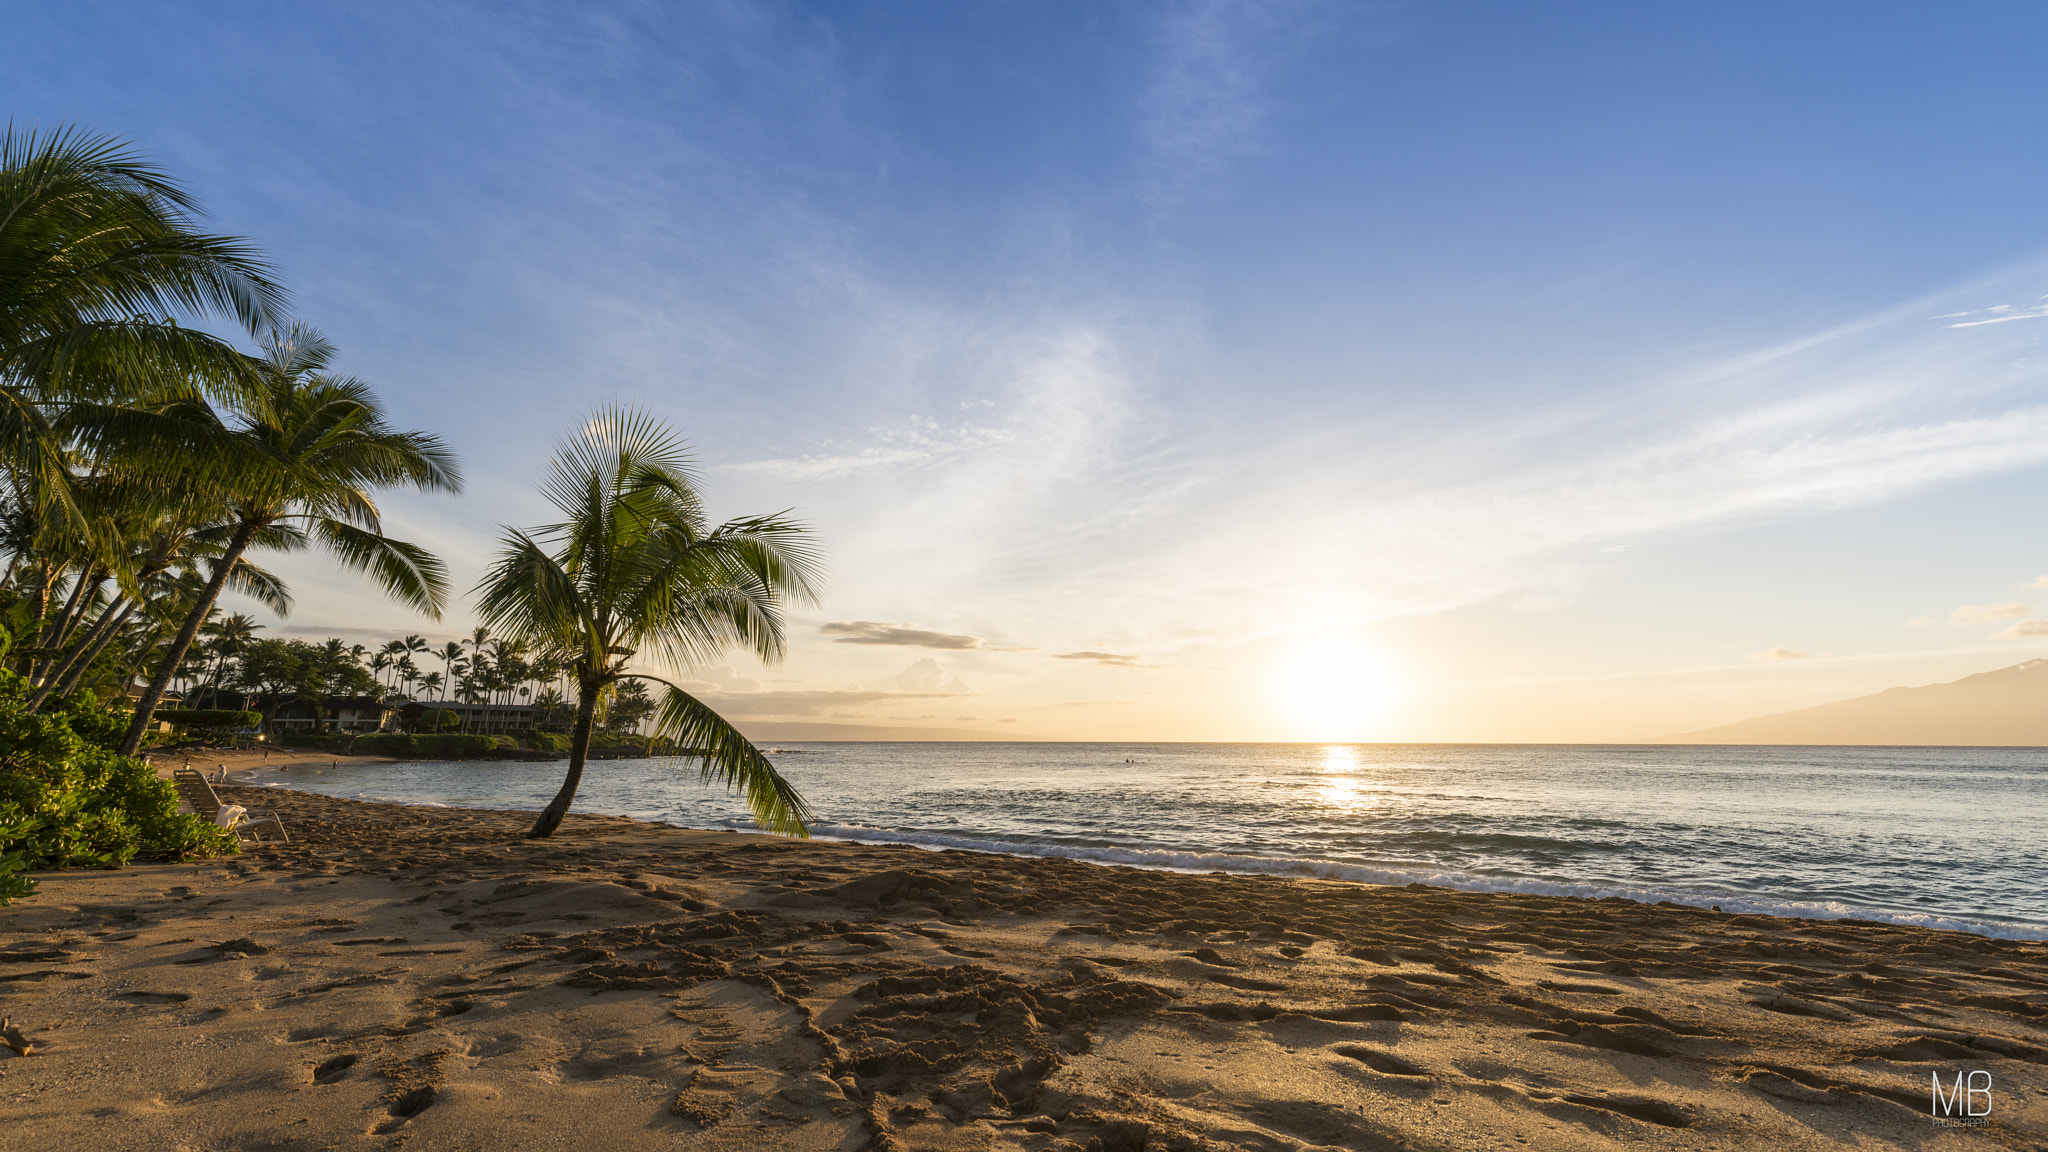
[414, 708, 459, 733]
[155, 709, 261, 738]
[350, 732, 515, 758]
[278, 732, 346, 751]
[0, 673, 238, 904]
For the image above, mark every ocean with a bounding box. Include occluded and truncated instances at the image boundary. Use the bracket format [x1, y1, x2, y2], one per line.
[243, 741, 2048, 940]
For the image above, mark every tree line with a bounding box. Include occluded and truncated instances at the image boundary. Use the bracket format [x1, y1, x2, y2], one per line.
[171, 616, 657, 736]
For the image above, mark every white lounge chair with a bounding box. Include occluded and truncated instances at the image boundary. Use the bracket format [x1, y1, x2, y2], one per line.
[172, 769, 288, 843]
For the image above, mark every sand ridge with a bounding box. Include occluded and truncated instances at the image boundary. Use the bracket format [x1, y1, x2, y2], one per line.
[2, 786, 2045, 1150]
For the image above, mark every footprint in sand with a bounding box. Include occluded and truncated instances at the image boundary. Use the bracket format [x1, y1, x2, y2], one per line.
[1333, 1044, 1430, 1077]
[370, 1086, 437, 1134]
[311, 1053, 360, 1084]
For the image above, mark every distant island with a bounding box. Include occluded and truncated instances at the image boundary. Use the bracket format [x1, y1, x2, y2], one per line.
[1661, 658, 2048, 745]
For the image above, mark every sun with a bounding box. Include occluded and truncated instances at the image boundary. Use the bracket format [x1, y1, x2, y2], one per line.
[1273, 640, 1400, 741]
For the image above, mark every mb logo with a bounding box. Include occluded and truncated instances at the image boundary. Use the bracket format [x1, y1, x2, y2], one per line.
[1931, 1070, 1992, 1123]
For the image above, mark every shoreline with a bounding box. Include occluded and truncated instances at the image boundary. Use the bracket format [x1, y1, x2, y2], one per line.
[5, 786, 2045, 1149]
[235, 765, 2048, 944]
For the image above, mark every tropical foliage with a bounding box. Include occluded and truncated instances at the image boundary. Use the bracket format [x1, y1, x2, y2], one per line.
[0, 127, 459, 894]
[0, 666, 238, 904]
[475, 406, 822, 838]
[151, 709, 260, 739]
[0, 127, 825, 895]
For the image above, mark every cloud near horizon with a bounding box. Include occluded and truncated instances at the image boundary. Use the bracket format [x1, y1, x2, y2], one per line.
[820, 621, 1031, 651]
[686, 689, 959, 718]
[1748, 647, 1813, 661]
[1052, 651, 1148, 668]
[1954, 601, 2032, 620]
[1997, 619, 2048, 639]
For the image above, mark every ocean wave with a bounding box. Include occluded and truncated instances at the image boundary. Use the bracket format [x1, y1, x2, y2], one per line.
[785, 821, 2048, 941]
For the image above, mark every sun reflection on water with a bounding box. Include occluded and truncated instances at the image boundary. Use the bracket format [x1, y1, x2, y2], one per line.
[1315, 745, 1377, 812]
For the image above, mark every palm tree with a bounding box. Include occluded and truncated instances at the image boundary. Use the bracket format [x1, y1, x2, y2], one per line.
[475, 407, 821, 839]
[116, 323, 461, 754]
[532, 685, 567, 731]
[435, 640, 463, 700]
[193, 610, 260, 708]
[0, 125, 285, 573]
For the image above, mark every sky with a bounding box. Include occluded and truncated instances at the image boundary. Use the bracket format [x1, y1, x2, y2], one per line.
[15, 1, 2048, 741]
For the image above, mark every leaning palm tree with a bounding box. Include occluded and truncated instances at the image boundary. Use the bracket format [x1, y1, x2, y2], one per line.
[116, 323, 460, 754]
[475, 406, 822, 839]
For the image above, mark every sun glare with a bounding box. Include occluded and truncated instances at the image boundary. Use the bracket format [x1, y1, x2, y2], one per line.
[1274, 641, 1400, 740]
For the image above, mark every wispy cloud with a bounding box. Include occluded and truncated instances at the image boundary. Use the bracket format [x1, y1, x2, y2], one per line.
[1020, 261, 2048, 648]
[820, 621, 1030, 651]
[1052, 651, 1148, 668]
[890, 658, 971, 694]
[1137, 0, 1324, 209]
[685, 689, 956, 718]
[1938, 299, 2048, 328]
[717, 415, 1016, 483]
[1748, 647, 1813, 661]
[1997, 619, 2048, 639]
[1954, 602, 2032, 620]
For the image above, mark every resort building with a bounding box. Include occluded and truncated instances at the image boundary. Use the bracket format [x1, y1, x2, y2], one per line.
[122, 684, 183, 733]
[427, 702, 540, 734]
[266, 695, 398, 733]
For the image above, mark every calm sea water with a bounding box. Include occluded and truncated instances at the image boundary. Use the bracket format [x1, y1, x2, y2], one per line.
[244, 742, 2048, 939]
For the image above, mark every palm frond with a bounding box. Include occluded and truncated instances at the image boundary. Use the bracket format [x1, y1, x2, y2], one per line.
[313, 519, 450, 618]
[641, 675, 812, 836]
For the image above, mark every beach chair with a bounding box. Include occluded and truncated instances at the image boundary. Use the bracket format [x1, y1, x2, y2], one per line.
[172, 769, 288, 843]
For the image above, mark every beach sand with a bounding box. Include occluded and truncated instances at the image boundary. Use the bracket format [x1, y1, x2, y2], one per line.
[3, 787, 2044, 1150]
[144, 746, 401, 780]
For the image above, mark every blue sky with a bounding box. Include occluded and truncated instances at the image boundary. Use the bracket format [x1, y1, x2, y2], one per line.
[16, 1, 2048, 739]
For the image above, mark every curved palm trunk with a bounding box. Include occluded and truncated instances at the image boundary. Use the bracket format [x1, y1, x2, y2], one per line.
[27, 595, 133, 710]
[528, 674, 602, 839]
[14, 561, 52, 675]
[118, 520, 258, 756]
[52, 599, 137, 700]
[33, 563, 99, 681]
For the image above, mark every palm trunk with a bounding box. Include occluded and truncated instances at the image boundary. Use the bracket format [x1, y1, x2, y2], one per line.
[27, 595, 133, 711]
[14, 561, 52, 675]
[118, 520, 258, 757]
[528, 673, 602, 839]
[48, 563, 106, 651]
[198, 648, 231, 710]
[52, 599, 138, 701]
[32, 563, 97, 682]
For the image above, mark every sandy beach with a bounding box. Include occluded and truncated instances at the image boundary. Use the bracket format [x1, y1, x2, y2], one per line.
[3, 787, 2044, 1151]
[145, 747, 403, 781]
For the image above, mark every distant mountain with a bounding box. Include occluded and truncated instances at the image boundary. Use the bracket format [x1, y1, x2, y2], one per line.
[735, 721, 1054, 742]
[1660, 659, 2048, 745]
